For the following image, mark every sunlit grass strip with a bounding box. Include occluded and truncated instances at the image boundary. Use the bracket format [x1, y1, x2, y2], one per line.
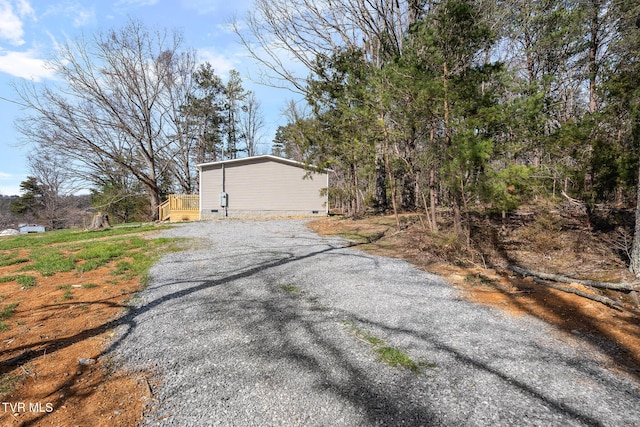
[0, 225, 168, 251]
[345, 321, 432, 373]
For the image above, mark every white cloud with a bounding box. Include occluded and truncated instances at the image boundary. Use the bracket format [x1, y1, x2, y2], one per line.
[0, 172, 23, 196]
[0, 49, 54, 81]
[73, 8, 95, 27]
[115, 0, 159, 8]
[0, 0, 35, 46]
[180, 0, 254, 15]
[15, 0, 33, 18]
[180, 0, 217, 15]
[43, 2, 95, 27]
[198, 48, 237, 78]
[0, 186, 21, 196]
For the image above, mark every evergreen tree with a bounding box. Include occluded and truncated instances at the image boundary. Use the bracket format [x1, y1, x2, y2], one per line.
[10, 177, 44, 219]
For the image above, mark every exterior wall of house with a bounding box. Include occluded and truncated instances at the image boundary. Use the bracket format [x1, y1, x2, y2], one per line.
[199, 157, 328, 219]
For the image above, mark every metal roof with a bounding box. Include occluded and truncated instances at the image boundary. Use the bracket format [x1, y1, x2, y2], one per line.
[196, 155, 330, 172]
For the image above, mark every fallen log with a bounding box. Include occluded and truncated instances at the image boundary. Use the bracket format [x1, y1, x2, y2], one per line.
[508, 265, 640, 292]
[531, 278, 624, 310]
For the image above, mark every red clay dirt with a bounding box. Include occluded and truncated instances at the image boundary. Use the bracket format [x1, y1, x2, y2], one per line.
[0, 262, 152, 426]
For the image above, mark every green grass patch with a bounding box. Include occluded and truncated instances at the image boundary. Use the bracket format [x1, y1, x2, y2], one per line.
[139, 273, 152, 289]
[126, 241, 176, 278]
[74, 238, 148, 273]
[58, 286, 73, 301]
[81, 283, 98, 289]
[375, 346, 421, 372]
[0, 303, 19, 320]
[16, 275, 36, 288]
[346, 322, 385, 346]
[280, 284, 301, 293]
[0, 225, 169, 251]
[357, 330, 385, 346]
[345, 321, 431, 373]
[111, 261, 133, 276]
[0, 225, 181, 301]
[22, 250, 75, 276]
[77, 259, 103, 273]
[0, 371, 25, 398]
[0, 254, 29, 267]
[0, 322, 8, 332]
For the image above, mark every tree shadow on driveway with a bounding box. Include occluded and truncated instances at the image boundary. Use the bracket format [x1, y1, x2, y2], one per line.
[100, 230, 637, 426]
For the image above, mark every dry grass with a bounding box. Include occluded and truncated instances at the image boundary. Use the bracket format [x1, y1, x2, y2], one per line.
[308, 206, 640, 380]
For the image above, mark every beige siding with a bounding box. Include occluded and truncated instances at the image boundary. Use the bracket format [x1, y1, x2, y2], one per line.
[200, 167, 224, 211]
[200, 157, 327, 217]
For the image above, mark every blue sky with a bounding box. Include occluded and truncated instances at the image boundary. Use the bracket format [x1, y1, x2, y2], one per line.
[0, 0, 302, 196]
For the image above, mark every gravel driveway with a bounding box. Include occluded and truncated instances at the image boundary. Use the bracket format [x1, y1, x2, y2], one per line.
[109, 220, 640, 426]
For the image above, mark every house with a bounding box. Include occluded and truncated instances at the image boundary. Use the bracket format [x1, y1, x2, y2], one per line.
[197, 155, 329, 219]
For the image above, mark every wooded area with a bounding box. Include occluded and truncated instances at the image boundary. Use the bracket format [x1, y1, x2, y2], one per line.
[238, 0, 640, 273]
[8, 1, 640, 274]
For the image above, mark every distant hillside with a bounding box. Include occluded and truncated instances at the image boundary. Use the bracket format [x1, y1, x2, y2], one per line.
[0, 194, 92, 230]
[0, 195, 19, 214]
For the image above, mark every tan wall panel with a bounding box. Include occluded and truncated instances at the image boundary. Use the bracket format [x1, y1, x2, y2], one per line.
[200, 157, 327, 214]
[200, 167, 223, 211]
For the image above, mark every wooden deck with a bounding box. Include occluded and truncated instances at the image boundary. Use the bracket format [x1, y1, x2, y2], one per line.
[159, 194, 200, 222]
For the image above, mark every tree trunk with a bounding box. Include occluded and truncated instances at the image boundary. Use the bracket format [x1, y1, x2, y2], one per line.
[89, 212, 111, 229]
[531, 278, 624, 310]
[429, 127, 438, 232]
[148, 188, 161, 221]
[375, 148, 388, 212]
[629, 163, 640, 276]
[509, 265, 640, 291]
[401, 173, 416, 211]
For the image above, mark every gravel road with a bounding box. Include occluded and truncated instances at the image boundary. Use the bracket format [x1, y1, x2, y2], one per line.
[109, 220, 640, 426]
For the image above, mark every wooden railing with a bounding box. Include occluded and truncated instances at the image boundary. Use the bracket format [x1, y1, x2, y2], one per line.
[158, 194, 199, 222]
[158, 199, 171, 221]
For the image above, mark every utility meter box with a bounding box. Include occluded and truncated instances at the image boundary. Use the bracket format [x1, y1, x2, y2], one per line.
[219, 192, 228, 207]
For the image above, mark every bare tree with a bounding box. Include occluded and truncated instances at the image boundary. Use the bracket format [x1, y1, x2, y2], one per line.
[234, 0, 417, 91]
[163, 50, 199, 193]
[29, 150, 66, 229]
[238, 91, 265, 156]
[15, 19, 196, 220]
